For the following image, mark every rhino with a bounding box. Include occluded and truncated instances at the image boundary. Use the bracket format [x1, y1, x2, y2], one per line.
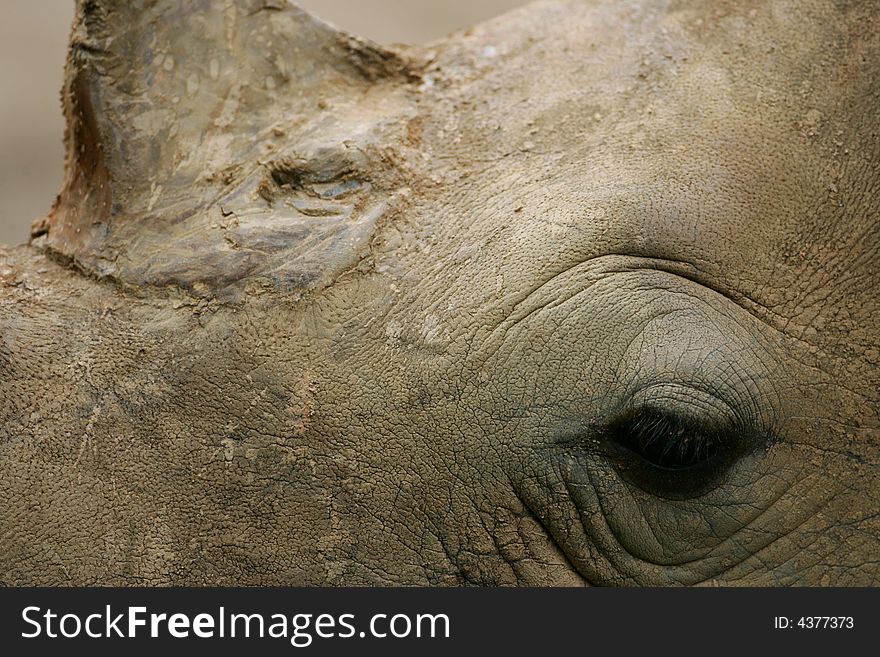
[0, 0, 877, 586]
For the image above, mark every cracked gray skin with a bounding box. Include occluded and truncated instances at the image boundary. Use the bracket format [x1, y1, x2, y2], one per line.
[1, 0, 878, 585]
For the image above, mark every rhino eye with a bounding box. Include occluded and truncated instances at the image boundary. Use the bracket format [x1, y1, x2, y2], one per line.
[611, 408, 719, 468]
[601, 407, 737, 499]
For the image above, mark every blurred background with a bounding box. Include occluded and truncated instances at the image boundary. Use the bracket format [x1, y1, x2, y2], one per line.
[0, 0, 526, 245]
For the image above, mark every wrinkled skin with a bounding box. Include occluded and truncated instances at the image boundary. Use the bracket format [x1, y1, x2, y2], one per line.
[1, 0, 878, 585]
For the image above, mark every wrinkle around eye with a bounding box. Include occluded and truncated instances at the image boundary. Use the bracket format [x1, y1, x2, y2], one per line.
[467, 253, 788, 372]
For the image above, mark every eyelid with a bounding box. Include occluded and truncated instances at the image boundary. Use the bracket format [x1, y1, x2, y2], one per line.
[627, 383, 741, 430]
[545, 382, 767, 459]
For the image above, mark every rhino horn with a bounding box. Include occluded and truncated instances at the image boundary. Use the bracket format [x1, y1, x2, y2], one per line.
[33, 0, 422, 298]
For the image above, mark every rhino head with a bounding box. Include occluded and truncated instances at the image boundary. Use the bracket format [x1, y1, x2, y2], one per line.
[1, 0, 877, 585]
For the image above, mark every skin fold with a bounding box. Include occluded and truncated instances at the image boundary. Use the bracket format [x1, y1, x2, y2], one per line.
[0, 0, 877, 585]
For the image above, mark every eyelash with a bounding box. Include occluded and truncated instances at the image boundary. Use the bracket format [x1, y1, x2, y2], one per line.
[606, 408, 723, 470]
[545, 400, 772, 499]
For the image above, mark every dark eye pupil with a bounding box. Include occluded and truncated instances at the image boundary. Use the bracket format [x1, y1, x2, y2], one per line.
[608, 408, 721, 470]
